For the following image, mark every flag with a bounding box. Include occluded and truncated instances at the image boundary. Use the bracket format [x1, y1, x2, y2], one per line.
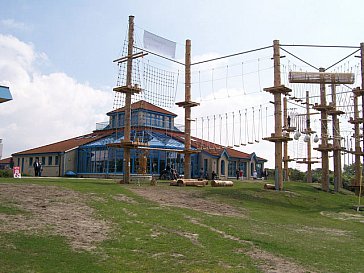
[143, 30, 176, 59]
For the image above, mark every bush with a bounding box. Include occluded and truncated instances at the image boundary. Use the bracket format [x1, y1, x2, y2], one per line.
[289, 168, 305, 181]
[0, 169, 13, 178]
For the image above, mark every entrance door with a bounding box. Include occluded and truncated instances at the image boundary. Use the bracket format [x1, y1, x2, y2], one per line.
[203, 159, 208, 178]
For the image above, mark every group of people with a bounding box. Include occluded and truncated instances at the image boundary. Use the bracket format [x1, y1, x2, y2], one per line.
[236, 169, 244, 180]
[159, 164, 179, 180]
[33, 159, 43, 177]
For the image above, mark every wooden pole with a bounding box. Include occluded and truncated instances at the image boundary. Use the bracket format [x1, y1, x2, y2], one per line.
[184, 39, 192, 179]
[273, 40, 283, 190]
[319, 67, 330, 191]
[354, 93, 361, 187]
[123, 15, 135, 184]
[306, 91, 313, 183]
[361, 42, 364, 181]
[283, 97, 289, 181]
[331, 83, 342, 191]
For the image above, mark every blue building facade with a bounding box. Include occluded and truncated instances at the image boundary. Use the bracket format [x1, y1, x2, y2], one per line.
[76, 100, 267, 179]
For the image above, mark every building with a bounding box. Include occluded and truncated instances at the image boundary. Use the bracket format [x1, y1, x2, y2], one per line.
[0, 85, 12, 104]
[12, 101, 267, 179]
[0, 157, 12, 170]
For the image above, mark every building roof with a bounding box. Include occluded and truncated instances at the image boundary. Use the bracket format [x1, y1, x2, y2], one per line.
[0, 85, 12, 103]
[107, 100, 177, 116]
[0, 157, 12, 164]
[166, 130, 267, 161]
[12, 130, 113, 156]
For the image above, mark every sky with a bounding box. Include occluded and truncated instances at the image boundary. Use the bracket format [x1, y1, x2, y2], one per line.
[1, 0, 363, 169]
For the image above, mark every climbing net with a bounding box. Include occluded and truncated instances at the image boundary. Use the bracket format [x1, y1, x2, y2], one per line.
[113, 32, 178, 110]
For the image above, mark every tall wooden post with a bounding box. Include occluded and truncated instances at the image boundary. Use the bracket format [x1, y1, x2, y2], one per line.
[283, 97, 289, 181]
[263, 40, 292, 190]
[361, 43, 364, 180]
[274, 40, 283, 189]
[330, 83, 342, 192]
[176, 40, 199, 178]
[353, 93, 361, 186]
[319, 67, 330, 191]
[123, 15, 135, 184]
[306, 91, 313, 183]
[109, 15, 146, 183]
[184, 40, 192, 178]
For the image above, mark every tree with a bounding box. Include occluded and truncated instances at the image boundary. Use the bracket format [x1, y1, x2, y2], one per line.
[342, 163, 356, 187]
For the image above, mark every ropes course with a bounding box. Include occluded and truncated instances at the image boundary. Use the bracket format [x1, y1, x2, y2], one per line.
[114, 17, 364, 195]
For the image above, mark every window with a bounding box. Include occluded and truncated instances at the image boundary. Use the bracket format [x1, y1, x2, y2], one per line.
[48, 156, 53, 165]
[41, 157, 45, 165]
[167, 117, 172, 129]
[228, 161, 236, 177]
[220, 160, 225, 175]
[151, 114, 156, 126]
[29, 157, 33, 166]
[17, 158, 20, 166]
[131, 113, 138, 126]
[55, 156, 59, 165]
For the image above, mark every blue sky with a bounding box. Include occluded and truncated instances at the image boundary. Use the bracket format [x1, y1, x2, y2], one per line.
[1, 0, 363, 168]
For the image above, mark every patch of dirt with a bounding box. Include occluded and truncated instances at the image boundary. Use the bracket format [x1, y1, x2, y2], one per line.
[294, 225, 352, 238]
[321, 211, 364, 224]
[112, 193, 137, 204]
[130, 185, 316, 273]
[129, 186, 246, 218]
[188, 216, 316, 273]
[247, 247, 317, 273]
[0, 183, 111, 251]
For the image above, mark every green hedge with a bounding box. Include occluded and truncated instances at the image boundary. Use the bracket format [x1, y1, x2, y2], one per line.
[0, 169, 12, 178]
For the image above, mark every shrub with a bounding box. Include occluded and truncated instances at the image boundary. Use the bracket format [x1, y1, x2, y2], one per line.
[0, 169, 13, 178]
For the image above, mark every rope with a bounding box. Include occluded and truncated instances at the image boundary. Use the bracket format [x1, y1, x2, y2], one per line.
[191, 45, 273, 66]
[326, 49, 360, 71]
[280, 47, 319, 71]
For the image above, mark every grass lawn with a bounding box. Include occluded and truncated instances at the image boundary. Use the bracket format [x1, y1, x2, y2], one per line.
[0, 177, 363, 273]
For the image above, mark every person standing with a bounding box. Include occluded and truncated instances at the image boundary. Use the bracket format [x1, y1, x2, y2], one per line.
[253, 169, 257, 179]
[236, 169, 240, 180]
[211, 170, 217, 180]
[39, 162, 43, 177]
[33, 159, 39, 176]
[199, 168, 204, 179]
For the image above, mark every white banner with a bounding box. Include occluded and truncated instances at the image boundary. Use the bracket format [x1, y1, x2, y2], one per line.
[143, 30, 176, 59]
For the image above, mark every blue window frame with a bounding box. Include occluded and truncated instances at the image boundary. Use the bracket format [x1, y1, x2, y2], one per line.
[221, 160, 225, 175]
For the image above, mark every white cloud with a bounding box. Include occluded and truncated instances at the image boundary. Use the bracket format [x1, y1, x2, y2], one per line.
[0, 34, 113, 158]
[1, 19, 30, 31]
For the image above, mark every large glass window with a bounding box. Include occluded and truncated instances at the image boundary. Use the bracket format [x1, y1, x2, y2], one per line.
[29, 157, 33, 166]
[48, 156, 52, 165]
[239, 162, 247, 177]
[228, 161, 236, 177]
[220, 160, 225, 175]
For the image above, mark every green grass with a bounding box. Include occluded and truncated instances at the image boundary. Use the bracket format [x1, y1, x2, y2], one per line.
[0, 177, 363, 273]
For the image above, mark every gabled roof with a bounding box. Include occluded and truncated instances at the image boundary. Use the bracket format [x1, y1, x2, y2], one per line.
[0, 157, 12, 164]
[107, 100, 177, 116]
[12, 130, 113, 156]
